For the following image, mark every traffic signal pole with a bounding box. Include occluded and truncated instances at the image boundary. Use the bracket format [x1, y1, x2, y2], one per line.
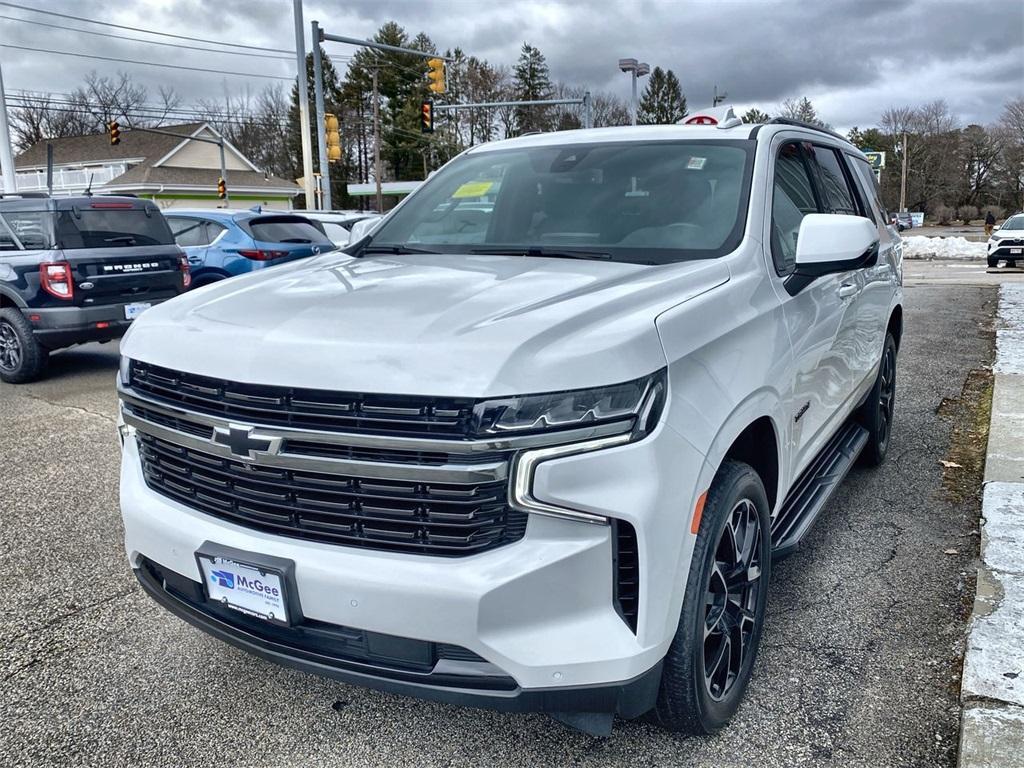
[125, 125, 230, 205]
[311, 21, 330, 210]
[312, 26, 453, 212]
[0, 62, 17, 194]
[432, 94, 594, 129]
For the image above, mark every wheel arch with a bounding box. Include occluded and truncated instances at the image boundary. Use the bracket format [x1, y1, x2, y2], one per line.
[695, 390, 786, 518]
[887, 304, 903, 351]
[0, 286, 27, 309]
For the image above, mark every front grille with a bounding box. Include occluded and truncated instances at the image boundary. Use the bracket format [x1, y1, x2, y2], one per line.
[137, 433, 527, 556]
[130, 360, 478, 439]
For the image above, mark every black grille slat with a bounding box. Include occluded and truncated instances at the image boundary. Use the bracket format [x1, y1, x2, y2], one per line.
[138, 433, 526, 557]
[613, 520, 640, 633]
[130, 361, 475, 438]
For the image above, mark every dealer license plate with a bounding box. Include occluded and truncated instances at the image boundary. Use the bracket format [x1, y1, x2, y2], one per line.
[197, 553, 289, 624]
[124, 302, 152, 320]
[1010, 248, 1022, 255]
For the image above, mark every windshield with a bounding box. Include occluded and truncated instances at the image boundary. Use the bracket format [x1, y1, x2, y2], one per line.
[1001, 215, 1024, 231]
[368, 140, 753, 264]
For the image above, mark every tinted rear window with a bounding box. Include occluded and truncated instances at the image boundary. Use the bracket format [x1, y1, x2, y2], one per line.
[247, 218, 333, 245]
[55, 209, 175, 249]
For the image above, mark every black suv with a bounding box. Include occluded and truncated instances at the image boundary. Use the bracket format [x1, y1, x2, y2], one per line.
[0, 194, 188, 383]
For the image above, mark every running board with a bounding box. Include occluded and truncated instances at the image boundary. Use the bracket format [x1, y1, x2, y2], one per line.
[771, 421, 869, 560]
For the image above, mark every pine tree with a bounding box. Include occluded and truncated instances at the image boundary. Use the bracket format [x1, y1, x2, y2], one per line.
[741, 107, 770, 124]
[637, 67, 687, 124]
[780, 97, 829, 128]
[512, 43, 552, 135]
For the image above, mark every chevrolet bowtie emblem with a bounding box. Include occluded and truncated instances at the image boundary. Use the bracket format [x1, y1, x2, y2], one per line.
[212, 424, 277, 460]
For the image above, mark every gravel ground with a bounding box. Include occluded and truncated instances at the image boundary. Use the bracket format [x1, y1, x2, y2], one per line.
[0, 284, 996, 767]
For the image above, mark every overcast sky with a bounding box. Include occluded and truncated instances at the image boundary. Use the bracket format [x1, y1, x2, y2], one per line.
[1, 0, 1022, 132]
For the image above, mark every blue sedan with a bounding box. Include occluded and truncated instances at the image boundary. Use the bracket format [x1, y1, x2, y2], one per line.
[164, 209, 337, 289]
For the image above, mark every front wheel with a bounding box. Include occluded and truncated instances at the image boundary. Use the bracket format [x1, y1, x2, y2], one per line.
[988, 256, 998, 269]
[649, 460, 771, 734]
[858, 332, 897, 466]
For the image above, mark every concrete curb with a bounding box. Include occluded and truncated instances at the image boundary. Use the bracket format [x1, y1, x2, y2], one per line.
[959, 283, 1024, 768]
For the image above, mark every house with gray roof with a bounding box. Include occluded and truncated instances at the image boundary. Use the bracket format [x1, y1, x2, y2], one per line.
[12, 122, 299, 209]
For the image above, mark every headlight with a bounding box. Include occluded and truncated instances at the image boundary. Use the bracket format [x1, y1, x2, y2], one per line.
[472, 369, 666, 440]
[118, 355, 132, 386]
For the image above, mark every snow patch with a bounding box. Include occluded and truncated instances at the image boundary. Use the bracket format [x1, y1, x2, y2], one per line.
[996, 284, 1024, 376]
[901, 235, 988, 260]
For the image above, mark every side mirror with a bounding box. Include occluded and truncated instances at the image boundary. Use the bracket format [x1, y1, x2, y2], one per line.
[786, 214, 878, 295]
[993, 225, 1000, 232]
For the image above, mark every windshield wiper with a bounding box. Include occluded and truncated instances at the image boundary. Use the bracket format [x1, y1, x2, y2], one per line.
[361, 244, 441, 255]
[104, 236, 136, 246]
[469, 246, 611, 261]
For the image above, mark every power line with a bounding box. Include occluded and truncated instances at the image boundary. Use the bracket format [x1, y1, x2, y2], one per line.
[0, 14, 295, 61]
[0, 2, 295, 54]
[0, 43, 295, 81]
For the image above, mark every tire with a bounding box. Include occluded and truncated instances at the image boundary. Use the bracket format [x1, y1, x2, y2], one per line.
[649, 460, 771, 734]
[0, 307, 49, 384]
[988, 256, 998, 269]
[857, 332, 897, 467]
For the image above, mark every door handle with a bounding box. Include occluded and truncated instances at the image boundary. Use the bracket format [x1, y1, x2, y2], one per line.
[838, 283, 859, 299]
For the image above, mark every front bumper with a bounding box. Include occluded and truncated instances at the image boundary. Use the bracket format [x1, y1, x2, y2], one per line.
[134, 556, 661, 716]
[120, 408, 703, 710]
[28, 300, 171, 349]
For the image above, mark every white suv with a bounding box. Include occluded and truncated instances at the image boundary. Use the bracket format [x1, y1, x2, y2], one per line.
[116, 107, 902, 736]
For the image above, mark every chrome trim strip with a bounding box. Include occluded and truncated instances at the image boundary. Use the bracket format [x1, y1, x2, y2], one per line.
[117, 382, 633, 454]
[508, 433, 633, 525]
[122, 409, 508, 485]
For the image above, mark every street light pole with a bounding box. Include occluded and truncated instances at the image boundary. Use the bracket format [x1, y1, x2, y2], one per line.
[618, 58, 650, 126]
[292, 0, 315, 208]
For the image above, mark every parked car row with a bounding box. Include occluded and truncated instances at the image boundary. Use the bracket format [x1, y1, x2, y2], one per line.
[0, 194, 378, 383]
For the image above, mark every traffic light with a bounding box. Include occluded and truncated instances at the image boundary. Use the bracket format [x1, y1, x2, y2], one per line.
[324, 113, 341, 163]
[427, 58, 445, 95]
[420, 101, 434, 134]
[217, 177, 226, 199]
[108, 121, 120, 146]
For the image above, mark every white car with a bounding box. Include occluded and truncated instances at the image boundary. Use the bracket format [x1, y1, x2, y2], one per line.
[116, 107, 902, 736]
[988, 212, 1024, 268]
[267, 210, 379, 247]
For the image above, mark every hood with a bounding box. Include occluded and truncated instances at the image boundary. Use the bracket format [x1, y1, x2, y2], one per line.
[122, 252, 729, 397]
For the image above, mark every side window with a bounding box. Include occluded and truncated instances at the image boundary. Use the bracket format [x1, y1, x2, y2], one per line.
[0, 216, 18, 251]
[168, 217, 208, 247]
[771, 142, 819, 275]
[847, 155, 887, 226]
[203, 221, 226, 244]
[2, 211, 52, 250]
[809, 145, 858, 215]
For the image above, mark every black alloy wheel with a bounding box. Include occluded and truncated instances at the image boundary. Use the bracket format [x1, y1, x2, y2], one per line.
[0, 319, 21, 373]
[703, 498, 764, 701]
[876, 341, 896, 455]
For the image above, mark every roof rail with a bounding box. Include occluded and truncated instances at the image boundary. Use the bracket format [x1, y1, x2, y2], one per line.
[764, 117, 847, 142]
[0, 191, 51, 199]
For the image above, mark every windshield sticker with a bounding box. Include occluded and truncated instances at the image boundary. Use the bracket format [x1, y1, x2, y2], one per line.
[687, 157, 707, 170]
[452, 181, 494, 199]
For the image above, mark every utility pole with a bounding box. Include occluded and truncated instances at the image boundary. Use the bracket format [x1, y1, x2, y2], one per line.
[371, 68, 382, 214]
[292, 0, 315, 208]
[311, 20, 330, 210]
[899, 132, 908, 213]
[0, 62, 17, 194]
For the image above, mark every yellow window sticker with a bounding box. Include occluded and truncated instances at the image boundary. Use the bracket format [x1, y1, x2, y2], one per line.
[452, 181, 493, 199]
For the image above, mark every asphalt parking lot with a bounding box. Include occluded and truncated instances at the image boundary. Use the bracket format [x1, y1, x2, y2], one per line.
[0, 280, 1001, 768]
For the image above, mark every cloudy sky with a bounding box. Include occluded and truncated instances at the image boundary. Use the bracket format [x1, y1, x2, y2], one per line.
[1, 0, 1022, 132]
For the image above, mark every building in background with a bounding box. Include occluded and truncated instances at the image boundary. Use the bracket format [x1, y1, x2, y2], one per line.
[13, 122, 298, 209]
